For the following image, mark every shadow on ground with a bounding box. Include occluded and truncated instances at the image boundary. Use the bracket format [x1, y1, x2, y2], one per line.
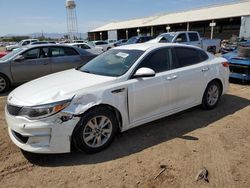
[22, 94, 250, 166]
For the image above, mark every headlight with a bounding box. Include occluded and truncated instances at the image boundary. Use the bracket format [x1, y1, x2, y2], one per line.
[18, 99, 71, 120]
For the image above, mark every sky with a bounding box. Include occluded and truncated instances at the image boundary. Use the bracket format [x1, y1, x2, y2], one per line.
[0, 0, 242, 36]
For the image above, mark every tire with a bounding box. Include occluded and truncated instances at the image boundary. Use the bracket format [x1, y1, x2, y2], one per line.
[72, 107, 118, 153]
[202, 81, 222, 110]
[0, 74, 10, 93]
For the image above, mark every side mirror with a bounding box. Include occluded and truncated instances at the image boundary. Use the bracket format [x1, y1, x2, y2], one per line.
[134, 67, 156, 78]
[14, 55, 25, 62]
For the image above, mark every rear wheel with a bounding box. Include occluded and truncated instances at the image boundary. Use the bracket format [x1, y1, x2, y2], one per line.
[202, 81, 222, 110]
[73, 107, 118, 153]
[0, 74, 10, 93]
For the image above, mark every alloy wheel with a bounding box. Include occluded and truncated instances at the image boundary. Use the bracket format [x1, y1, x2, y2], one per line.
[207, 85, 219, 106]
[83, 115, 113, 148]
[0, 76, 7, 93]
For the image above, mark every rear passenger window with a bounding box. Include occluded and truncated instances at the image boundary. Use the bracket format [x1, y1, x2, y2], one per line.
[188, 33, 199, 41]
[198, 50, 209, 61]
[174, 47, 201, 67]
[137, 48, 171, 73]
[50, 47, 65, 57]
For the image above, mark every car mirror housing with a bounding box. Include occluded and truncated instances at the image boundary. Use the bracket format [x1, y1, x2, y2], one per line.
[14, 55, 25, 62]
[134, 67, 156, 78]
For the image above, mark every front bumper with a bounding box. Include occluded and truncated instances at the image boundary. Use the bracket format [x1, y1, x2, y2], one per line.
[5, 107, 80, 154]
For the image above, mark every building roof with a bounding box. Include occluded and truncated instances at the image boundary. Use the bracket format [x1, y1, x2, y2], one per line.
[90, 1, 250, 32]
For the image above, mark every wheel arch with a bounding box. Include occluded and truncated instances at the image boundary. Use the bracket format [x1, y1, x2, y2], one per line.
[70, 103, 123, 152]
[74, 103, 123, 132]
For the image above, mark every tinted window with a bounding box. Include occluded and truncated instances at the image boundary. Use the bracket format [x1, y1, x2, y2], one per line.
[137, 48, 171, 73]
[188, 33, 199, 41]
[39, 47, 49, 58]
[95, 41, 107, 45]
[22, 48, 39, 59]
[22, 41, 30, 46]
[175, 33, 187, 43]
[64, 47, 78, 56]
[50, 47, 64, 57]
[80, 44, 91, 49]
[174, 47, 201, 67]
[198, 50, 209, 61]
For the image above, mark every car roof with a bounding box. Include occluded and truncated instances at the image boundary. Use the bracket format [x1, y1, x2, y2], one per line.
[114, 42, 201, 51]
[26, 44, 76, 48]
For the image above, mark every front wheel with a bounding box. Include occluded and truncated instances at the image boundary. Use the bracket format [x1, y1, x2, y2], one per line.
[202, 81, 222, 110]
[72, 107, 118, 153]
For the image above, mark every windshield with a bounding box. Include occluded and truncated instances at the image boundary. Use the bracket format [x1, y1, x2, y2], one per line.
[0, 48, 23, 61]
[79, 49, 144, 77]
[158, 33, 175, 42]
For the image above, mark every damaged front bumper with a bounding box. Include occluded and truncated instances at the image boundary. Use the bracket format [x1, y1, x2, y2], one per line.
[5, 107, 80, 154]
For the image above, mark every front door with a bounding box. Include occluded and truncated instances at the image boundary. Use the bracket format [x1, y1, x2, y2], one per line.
[128, 47, 172, 124]
[11, 47, 51, 83]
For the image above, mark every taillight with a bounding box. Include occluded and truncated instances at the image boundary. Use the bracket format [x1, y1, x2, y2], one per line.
[222, 61, 230, 67]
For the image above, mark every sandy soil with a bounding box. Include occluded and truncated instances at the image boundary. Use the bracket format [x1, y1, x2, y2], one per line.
[0, 83, 249, 188]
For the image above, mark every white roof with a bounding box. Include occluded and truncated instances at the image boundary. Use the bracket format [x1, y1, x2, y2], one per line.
[115, 42, 197, 51]
[90, 1, 250, 32]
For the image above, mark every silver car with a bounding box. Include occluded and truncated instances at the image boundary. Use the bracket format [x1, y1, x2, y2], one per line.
[0, 44, 96, 93]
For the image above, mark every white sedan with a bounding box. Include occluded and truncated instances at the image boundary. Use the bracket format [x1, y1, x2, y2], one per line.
[5, 43, 229, 154]
[67, 43, 104, 55]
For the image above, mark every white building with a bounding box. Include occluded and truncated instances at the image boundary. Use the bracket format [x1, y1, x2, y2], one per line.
[88, 1, 250, 41]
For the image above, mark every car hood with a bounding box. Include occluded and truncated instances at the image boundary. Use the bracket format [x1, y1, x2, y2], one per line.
[8, 69, 117, 106]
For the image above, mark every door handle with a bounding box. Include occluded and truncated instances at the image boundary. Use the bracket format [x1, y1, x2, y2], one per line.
[202, 67, 210, 72]
[166, 75, 178, 81]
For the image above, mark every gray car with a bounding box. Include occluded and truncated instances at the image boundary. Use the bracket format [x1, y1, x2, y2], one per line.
[0, 44, 96, 93]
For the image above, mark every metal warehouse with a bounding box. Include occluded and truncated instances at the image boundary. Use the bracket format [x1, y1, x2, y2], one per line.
[88, 1, 250, 41]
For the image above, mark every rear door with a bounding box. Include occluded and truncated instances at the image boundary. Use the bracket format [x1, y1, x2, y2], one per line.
[11, 47, 51, 83]
[168, 47, 210, 109]
[49, 46, 82, 73]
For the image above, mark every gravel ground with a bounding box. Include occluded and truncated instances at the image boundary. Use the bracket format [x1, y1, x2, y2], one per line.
[0, 83, 249, 188]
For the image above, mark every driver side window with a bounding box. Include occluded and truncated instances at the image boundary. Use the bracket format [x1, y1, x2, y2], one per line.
[175, 33, 187, 43]
[22, 48, 39, 60]
[136, 48, 171, 73]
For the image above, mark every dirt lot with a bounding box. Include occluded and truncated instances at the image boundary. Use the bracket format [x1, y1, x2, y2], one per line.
[0, 83, 249, 188]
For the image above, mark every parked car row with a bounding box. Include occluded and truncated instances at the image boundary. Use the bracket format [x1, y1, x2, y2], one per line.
[0, 44, 97, 93]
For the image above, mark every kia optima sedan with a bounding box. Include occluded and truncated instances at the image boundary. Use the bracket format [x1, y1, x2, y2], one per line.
[0, 44, 96, 92]
[5, 43, 229, 154]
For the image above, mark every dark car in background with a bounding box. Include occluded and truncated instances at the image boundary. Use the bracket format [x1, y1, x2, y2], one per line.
[0, 44, 96, 92]
[122, 36, 153, 45]
[114, 39, 127, 47]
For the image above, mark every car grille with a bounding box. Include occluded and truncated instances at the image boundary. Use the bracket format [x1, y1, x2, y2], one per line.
[7, 104, 22, 116]
[229, 64, 250, 75]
